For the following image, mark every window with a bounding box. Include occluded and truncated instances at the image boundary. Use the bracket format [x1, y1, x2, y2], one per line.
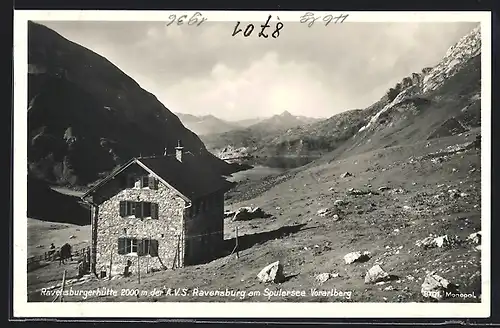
[119, 201, 159, 219]
[118, 238, 159, 257]
[140, 176, 158, 189]
[142, 239, 159, 257]
[122, 175, 158, 189]
[118, 237, 138, 255]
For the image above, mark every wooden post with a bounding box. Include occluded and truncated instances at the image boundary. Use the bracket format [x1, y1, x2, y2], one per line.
[177, 235, 181, 268]
[60, 270, 67, 302]
[146, 239, 150, 274]
[172, 245, 178, 270]
[172, 234, 180, 269]
[235, 226, 240, 259]
[109, 250, 113, 280]
[137, 257, 141, 284]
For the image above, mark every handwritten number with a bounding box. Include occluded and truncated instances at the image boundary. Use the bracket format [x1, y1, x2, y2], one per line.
[166, 12, 207, 27]
[323, 15, 333, 26]
[272, 21, 283, 38]
[177, 15, 187, 25]
[259, 15, 272, 38]
[188, 12, 207, 26]
[244, 24, 255, 37]
[166, 14, 176, 26]
[332, 13, 349, 24]
[232, 22, 243, 36]
[232, 15, 283, 38]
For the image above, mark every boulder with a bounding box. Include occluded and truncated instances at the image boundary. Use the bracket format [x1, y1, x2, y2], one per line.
[333, 199, 347, 206]
[317, 208, 342, 221]
[340, 172, 352, 178]
[347, 188, 371, 196]
[416, 235, 460, 248]
[421, 273, 451, 300]
[232, 206, 267, 221]
[257, 261, 285, 283]
[315, 272, 339, 284]
[467, 231, 481, 244]
[364, 265, 390, 284]
[315, 273, 331, 284]
[344, 251, 371, 264]
[317, 208, 331, 217]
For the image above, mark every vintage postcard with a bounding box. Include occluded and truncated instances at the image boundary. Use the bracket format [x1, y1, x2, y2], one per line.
[13, 10, 491, 318]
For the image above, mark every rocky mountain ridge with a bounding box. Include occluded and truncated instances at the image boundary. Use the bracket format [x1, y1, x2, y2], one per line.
[357, 25, 481, 135]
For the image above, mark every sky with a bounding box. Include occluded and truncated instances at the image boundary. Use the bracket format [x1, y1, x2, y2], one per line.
[40, 20, 477, 121]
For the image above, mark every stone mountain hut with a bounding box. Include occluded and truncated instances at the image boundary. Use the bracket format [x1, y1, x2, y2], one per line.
[81, 141, 235, 277]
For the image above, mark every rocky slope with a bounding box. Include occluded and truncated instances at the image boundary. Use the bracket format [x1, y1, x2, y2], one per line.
[349, 25, 481, 154]
[27, 21, 233, 187]
[175, 113, 241, 136]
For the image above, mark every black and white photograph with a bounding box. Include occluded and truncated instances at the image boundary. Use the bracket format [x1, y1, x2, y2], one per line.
[13, 10, 490, 318]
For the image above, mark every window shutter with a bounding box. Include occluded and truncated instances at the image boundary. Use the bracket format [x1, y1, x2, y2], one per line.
[117, 238, 126, 255]
[143, 202, 151, 217]
[148, 176, 156, 190]
[151, 203, 159, 219]
[150, 239, 159, 257]
[119, 201, 126, 217]
[137, 239, 145, 256]
[134, 202, 142, 218]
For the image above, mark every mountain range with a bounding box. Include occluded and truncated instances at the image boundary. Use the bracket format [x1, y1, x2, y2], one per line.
[204, 25, 481, 160]
[26, 22, 481, 225]
[200, 111, 323, 152]
[176, 110, 322, 137]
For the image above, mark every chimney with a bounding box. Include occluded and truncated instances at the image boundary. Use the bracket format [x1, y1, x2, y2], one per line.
[175, 140, 184, 162]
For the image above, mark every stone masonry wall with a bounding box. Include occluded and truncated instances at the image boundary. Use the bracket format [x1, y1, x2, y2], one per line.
[94, 165, 186, 276]
[183, 190, 225, 265]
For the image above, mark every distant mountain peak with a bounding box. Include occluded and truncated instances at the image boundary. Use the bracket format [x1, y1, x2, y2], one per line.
[279, 110, 293, 117]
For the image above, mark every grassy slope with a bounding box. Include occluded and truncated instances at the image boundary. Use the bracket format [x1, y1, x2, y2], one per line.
[28, 131, 481, 303]
[27, 218, 91, 257]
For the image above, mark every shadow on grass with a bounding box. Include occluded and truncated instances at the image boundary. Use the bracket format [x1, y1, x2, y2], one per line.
[192, 223, 310, 265]
[224, 223, 309, 254]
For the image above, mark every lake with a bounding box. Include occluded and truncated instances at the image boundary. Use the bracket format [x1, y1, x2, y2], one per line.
[226, 156, 320, 183]
[240, 156, 320, 169]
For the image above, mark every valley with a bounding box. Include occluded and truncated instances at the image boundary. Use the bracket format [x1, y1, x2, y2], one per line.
[25, 22, 484, 304]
